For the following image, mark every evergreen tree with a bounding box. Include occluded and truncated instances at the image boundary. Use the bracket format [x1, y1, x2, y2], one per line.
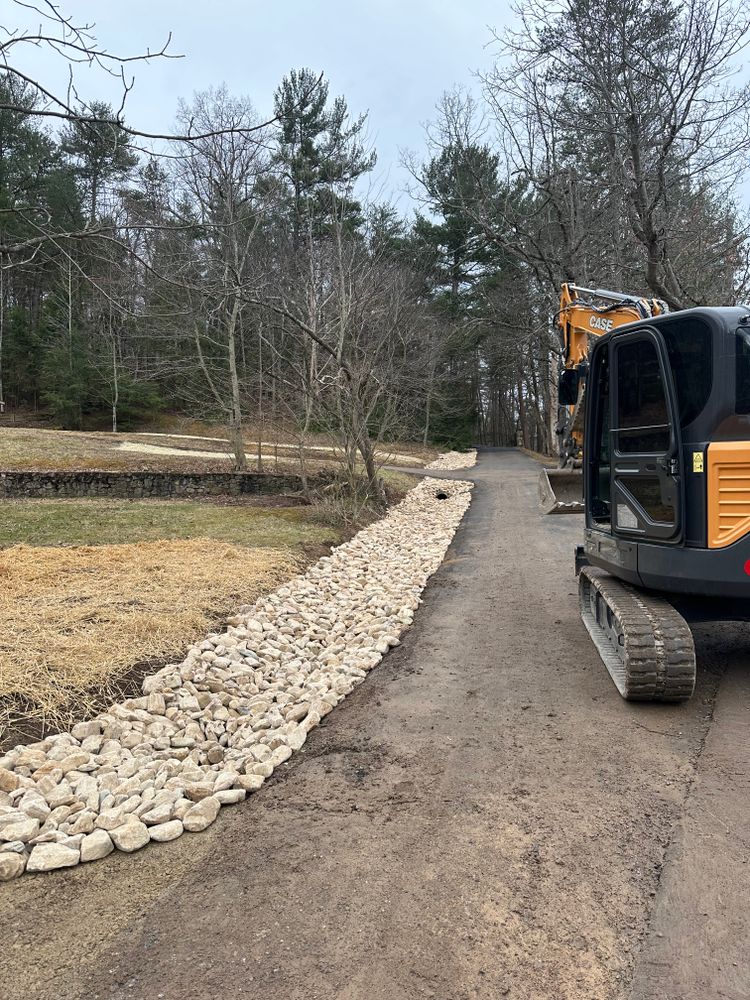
[415, 143, 500, 308]
[273, 69, 376, 237]
[60, 101, 139, 223]
[0, 78, 83, 412]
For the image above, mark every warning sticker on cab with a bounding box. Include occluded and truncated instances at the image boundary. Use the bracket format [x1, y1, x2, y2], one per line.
[693, 451, 704, 473]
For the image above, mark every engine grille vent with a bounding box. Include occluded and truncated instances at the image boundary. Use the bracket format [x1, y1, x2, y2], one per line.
[708, 443, 750, 548]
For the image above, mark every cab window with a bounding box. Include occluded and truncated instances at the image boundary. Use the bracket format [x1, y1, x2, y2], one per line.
[615, 339, 670, 453]
[736, 327, 750, 414]
[659, 317, 712, 427]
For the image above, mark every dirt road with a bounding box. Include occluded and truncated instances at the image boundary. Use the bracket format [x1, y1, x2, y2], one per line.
[1, 449, 747, 1000]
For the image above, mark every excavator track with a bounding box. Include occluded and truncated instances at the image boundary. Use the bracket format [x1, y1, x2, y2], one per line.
[579, 566, 696, 701]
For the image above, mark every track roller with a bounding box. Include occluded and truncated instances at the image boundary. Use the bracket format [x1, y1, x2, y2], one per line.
[578, 566, 696, 701]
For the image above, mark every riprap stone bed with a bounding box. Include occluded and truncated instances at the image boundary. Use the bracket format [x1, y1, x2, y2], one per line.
[425, 450, 478, 471]
[0, 463, 474, 880]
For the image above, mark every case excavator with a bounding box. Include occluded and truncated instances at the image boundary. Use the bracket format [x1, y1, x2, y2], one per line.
[544, 284, 750, 701]
[540, 283, 668, 514]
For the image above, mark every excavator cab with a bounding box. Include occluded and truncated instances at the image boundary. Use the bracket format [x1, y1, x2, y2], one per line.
[539, 283, 667, 514]
[576, 306, 750, 701]
[582, 307, 750, 587]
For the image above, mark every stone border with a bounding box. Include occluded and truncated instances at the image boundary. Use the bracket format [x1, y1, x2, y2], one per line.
[0, 468, 474, 879]
[0, 470, 309, 500]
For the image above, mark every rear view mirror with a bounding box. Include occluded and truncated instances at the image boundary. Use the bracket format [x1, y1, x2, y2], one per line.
[558, 369, 579, 406]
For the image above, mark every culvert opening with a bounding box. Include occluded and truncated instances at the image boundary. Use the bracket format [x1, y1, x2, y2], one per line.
[435, 491, 449, 500]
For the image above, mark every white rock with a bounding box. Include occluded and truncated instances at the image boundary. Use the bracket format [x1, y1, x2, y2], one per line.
[172, 798, 192, 820]
[269, 746, 293, 767]
[146, 692, 166, 715]
[287, 728, 307, 751]
[0, 816, 39, 843]
[26, 843, 79, 872]
[286, 702, 310, 722]
[214, 789, 246, 805]
[183, 796, 220, 832]
[80, 830, 114, 862]
[213, 770, 240, 792]
[1, 841, 26, 854]
[0, 852, 26, 880]
[0, 767, 21, 793]
[238, 774, 265, 792]
[71, 720, 101, 741]
[110, 819, 150, 853]
[140, 800, 174, 825]
[68, 811, 96, 835]
[249, 762, 274, 778]
[94, 807, 127, 831]
[184, 783, 214, 802]
[73, 776, 99, 811]
[45, 781, 75, 809]
[148, 820, 183, 843]
[59, 752, 90, 775]
[59, 833, 84, 850]
[17, 791, 50, 821]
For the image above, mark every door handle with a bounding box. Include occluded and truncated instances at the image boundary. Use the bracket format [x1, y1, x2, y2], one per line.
[658, 458, 679, 475]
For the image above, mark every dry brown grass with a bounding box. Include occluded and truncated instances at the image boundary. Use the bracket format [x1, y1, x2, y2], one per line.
[0, 426, 437, 472]
[0, 539, 299, 745]
[521, 446, 558, 468]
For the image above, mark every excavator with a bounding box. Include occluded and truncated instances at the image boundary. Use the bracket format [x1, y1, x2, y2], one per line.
[539, 283, 668, 514]
[541, 282, 750, 702]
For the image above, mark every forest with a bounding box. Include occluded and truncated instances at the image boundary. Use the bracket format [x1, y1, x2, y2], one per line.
[2, 0, 750, 491]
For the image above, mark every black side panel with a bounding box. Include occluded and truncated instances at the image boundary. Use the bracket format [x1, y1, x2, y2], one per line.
[583, 529, 640, 585]
[681, 441, 708, 547]
[637, 535, 750, 598]
[669, 594, 750, 623]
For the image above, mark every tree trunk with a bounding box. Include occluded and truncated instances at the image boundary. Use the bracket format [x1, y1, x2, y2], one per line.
[517, 376, 529, 449]
[353, 396, 385, 506]
[422, 332, 434, 446]
[0, 256, 4, 414]
[227, 295, 247, 471]
[111, 311, 119, 434]
[256, 323, 264, 473]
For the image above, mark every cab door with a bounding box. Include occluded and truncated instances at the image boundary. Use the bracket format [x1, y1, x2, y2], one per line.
[610, 330, 683, 542]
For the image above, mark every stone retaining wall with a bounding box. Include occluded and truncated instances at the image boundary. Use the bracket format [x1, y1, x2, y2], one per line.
[0, 470, 308, 500]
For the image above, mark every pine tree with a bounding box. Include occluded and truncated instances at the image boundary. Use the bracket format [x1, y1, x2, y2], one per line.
[61, 101, 138, 223]
[416, 142, 501, 308]
[273, 69, 376, 238]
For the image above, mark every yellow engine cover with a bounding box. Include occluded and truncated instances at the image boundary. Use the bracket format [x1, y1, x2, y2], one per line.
[707, 441, 750, 548]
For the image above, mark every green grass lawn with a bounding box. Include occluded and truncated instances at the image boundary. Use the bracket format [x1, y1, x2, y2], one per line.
[0, 499, 341, 550]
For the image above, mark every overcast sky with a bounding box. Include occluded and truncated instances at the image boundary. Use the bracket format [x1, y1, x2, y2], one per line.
[14, 1, 516, 208]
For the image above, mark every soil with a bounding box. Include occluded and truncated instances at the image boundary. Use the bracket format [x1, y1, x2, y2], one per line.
[0, 652, 180, 754]
[0, 449, 747, 1000]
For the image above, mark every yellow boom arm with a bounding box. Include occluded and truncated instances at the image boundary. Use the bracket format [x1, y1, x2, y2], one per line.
[554, 283, 668, 466]
[558, 283, 668, 367]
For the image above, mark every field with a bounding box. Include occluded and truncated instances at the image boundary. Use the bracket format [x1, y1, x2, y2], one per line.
[0, 498, 339, 548]
[0, 423, 426, 750]
[0, 422, 435, 472]
[0, 495, 344, 748]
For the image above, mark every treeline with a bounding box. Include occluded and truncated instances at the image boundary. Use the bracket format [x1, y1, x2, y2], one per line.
[0, 66, 492, 483]
[2, 0, 750, 475]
